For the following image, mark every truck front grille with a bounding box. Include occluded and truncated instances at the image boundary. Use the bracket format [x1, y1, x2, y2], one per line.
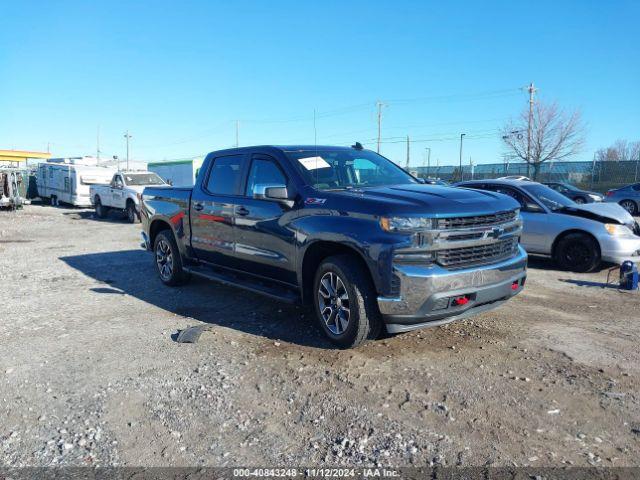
[436, 210, 517, 230]
[437, 237, 519, 269]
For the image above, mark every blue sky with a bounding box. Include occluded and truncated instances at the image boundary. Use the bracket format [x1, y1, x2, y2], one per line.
[1, 0, 638, 167]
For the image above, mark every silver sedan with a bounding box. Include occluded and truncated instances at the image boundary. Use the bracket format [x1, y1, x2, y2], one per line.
[457, 179, 640, 272]
[604, 183, 640, 215]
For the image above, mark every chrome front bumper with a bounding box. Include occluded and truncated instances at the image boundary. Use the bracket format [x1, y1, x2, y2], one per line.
[378, 246, 527, 333]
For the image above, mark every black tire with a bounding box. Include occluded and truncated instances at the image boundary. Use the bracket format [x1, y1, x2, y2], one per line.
[51, 195, 58, 207]
[574, 196, 586, 204]
[313, 255, 382, 348]
[554, 232, 601, 273]
[126, 201, 138, 223]
[153, 229, 190, 286]
[619, 200, 637, 215]
[94, 196, 108, 218]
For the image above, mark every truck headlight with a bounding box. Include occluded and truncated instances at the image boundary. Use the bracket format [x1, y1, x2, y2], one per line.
[604, 223, 634, 236]
[380, 217, 432, 232]
[589, 194, 603, 201]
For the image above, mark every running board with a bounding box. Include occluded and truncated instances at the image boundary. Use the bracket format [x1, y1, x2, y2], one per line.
[183, 264, 300, 304]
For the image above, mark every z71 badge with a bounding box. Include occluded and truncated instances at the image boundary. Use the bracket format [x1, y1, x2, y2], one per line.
[305, 197, 327, 205]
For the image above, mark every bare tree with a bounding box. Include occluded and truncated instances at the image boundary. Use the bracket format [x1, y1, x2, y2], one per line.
[595, 139, 640, 161]
[501, 101, 585, 180]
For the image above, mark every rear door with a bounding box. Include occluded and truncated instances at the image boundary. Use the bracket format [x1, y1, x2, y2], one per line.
[233, 153, 297, 285]
[190, 153, 247, 268]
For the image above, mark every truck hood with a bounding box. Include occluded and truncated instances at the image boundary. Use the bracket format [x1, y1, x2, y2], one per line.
[559, 202, 635, 226]
[326, 184, 520, 216]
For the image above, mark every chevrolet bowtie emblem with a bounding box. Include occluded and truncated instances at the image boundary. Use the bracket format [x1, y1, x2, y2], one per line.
[488, 227, 505, 239]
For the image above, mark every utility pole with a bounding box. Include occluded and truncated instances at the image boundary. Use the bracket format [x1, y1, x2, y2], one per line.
[526, 82, 536, 178]
[124, 130, 132, 170]
[405, 136, 410, 169]
[376, 101, 385, 153]
[235, 120, 240, 147]
[425, 147, 431, 174]
[459, 133, 466, 182]
[96, 126, 101, 164]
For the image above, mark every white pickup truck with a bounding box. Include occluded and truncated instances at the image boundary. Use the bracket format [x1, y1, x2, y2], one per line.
[90, 171, 166, 222]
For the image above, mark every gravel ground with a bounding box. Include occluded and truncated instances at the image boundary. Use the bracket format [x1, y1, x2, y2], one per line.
[1, 204, 639, 468]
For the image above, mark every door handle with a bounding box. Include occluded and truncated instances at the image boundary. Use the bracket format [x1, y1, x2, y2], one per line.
[236, 206, 250, 216]
[193, 203, 204, 211]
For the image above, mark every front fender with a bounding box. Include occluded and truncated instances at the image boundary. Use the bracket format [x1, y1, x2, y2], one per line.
[293, 213, 410, 295]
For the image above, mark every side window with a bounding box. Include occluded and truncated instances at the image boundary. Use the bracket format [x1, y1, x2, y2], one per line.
[496, 186, 527, 207]
[245, 158, 287, 196]
[483, 184, 526, 207]
[632, 184, 640, 192]
[205, 155, 243, 195]
[114, 176, 124, 188]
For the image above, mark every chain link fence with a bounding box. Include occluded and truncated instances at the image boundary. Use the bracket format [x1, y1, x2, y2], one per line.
[415, 159, 640, 192]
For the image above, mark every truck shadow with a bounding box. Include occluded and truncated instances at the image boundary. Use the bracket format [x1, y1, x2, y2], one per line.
[62, 210, 129, 222]
[60, 249, 333, 349]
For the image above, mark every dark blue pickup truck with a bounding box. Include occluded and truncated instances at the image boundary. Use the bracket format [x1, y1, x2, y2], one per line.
[141, 145, 527, 347]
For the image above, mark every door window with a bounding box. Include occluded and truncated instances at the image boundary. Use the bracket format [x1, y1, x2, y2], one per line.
[114, 176, 124, 189]
[205, 155, 243, 195]
[245, 158, 287, 196]
[484, 184, 528, 207]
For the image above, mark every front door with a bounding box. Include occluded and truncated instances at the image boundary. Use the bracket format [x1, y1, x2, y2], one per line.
[233, 154, 297, 285]
[190, 154, 246, 268]
[111, 174, 125, 208]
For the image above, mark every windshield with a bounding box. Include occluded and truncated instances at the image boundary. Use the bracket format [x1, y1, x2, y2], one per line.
[521, 183, 574, 211]
[123, 173, 166, 186]
[285, 149, 417, 190]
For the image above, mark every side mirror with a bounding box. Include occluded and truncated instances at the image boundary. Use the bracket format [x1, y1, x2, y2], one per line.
[523, 201, 544, 213]
[253, 184, 294, 207]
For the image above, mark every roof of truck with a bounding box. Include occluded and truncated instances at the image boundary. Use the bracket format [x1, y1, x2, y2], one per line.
[206, 145, 366, 156]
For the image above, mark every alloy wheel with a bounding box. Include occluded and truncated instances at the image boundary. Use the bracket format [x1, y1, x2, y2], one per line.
[156, 239, 174, 280]
[564, 242, 591, 270]
[317, 271, 351, 335]
[620, 200, 636, 214]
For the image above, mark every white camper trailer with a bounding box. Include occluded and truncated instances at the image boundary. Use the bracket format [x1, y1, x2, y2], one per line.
[147, 157, 203, 187]
[37, 157, 116, 207]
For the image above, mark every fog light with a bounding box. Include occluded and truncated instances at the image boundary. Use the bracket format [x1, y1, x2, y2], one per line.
[511, 281, 519, 291]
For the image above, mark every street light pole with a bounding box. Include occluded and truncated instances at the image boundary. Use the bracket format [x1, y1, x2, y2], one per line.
[459, 133, 466, 182]
[124, 130, 132, 171]
[425, 147, 431, 174]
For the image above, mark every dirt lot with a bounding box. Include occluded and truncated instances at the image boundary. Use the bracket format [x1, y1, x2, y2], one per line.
[1, 204, 639, 468]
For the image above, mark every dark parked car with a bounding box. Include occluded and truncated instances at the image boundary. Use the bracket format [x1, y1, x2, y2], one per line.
[422, 178, 449, 186]
[604, 183, 640, 215]
[141, 145, 526, 347]
[543, 182, 603, 204]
